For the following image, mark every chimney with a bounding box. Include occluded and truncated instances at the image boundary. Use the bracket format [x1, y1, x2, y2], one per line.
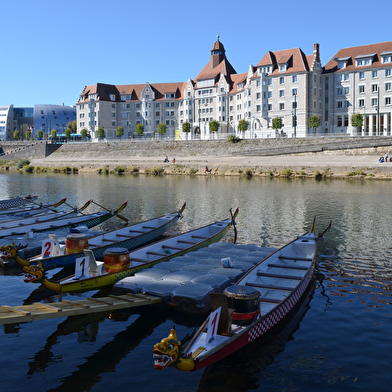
[313, 43, 320, 63]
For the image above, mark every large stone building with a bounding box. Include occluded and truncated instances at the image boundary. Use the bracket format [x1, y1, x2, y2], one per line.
[76, 38, 392, 140]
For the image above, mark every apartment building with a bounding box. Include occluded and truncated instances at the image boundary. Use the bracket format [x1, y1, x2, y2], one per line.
[323, 41, 392, 136]
[76, 38, 392, 140]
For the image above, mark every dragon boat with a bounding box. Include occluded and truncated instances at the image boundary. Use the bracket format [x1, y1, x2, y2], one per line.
[21, 208, 238, 293]
[0, 195, 38, 210]
[0, 200, 127, 239]
[153, 219, 331, 372]
[1, 203, 186, 269]
[0, 197, 68, 221]
[0, 198, 90, 230]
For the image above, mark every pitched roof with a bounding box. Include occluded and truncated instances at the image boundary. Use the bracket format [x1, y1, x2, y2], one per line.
[256, 47, 311, 74]
[78, 82, 187, 103]
[323, 41, 392, 74]
[194, 57, 236, 82]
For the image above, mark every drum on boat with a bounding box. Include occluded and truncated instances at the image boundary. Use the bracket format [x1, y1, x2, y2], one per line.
[103, 247, 130, 273]
[65, 233, 89, 254]
[224, 285, 260, 325]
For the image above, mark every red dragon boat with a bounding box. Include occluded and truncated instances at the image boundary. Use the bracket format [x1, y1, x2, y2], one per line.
[153, 219, 331, 372]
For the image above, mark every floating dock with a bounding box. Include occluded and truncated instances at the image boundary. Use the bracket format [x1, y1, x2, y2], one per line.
[0, 293, 162, 325]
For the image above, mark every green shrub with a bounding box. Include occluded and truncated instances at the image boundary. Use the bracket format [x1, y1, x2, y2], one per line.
[347, 170, 366, 176]
[151, 166, 164, 176]
[23, 165, 34, 173]
[114, 166, 126, 174]
[227, 135, 241, 143]
[129, 166, 139, 173]
[17, 159, 30, 169]
[189, 168, 198, 175]
[279, 168, 292, 178]
[243, 168, 253, 177]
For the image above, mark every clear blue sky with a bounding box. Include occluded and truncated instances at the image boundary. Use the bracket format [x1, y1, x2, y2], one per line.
[1, 0, 390, 107]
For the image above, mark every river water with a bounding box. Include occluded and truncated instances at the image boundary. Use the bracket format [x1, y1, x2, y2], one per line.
[0, 172, 391, 391]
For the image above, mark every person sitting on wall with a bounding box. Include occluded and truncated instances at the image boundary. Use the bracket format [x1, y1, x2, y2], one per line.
[164, 156, 169, 163]
[205, 165, 212, 173]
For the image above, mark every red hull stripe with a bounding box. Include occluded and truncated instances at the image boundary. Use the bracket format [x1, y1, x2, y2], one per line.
[232, 310, 260, 320]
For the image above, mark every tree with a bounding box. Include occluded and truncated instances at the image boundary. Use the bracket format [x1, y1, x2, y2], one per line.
[81, 128, 88, 139]
[157, 123, 166, 139]
[238, 119, 249, 133]
[116, 126, 124, 138]
[209, 120, 219, 138]
[97, 127, 105, 140]
[272, 117, 283, 135]
[64, 128, 72, 140]
[309, 116, 320, 134]
[51, 129, 57, 140]
[351, 113, 363, 136]
[135, 123, 144, 135]
[37, 130, 43, 140]
[13, 130, 20, 140]
[182, 121, 191, 132]
[25, 130, 32, 140]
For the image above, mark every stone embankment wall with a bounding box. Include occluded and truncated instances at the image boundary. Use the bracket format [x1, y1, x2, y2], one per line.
[0, 141, 60, 160]
[35, 136, 392, 160]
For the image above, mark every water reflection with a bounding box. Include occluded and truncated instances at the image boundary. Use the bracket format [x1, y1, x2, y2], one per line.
[1, 173, 392, 391]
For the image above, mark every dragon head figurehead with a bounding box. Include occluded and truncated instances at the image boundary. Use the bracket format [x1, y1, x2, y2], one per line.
[153, 328, 195, 372]
[23, 260, 45, 284]
[0, 242, 30, 267]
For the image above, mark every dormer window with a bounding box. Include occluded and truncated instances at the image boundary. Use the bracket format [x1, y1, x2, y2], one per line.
[355, 53, 375, 67]
[335, 56, 350, 70]
[110, 94, 116, 101]
[279, 64, 287, 72]
[89, 93, 97, 101]
[381, 51, 392, 63]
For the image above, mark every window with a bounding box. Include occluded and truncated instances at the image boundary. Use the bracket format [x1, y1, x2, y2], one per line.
[386, 97, 391, 105]
[382, 55, 392, 63]
[372, 98, 378, 106]
[268, 91, 272, 98]
[359, 99, 365, 107]
[292, 75, 297, 83]
[344, 101, 350, 108]
[256, 92, 261, 99]
[279, 90, 284, 97]
[344, 115, 349, 127]
[359, 72, 365, 79]
[337, 115, 342, 127]
[292, 101, 297, 109]
[372, 70, 378, 78]
[292, 88, 298, 96]
[279, 64, 286, 72]
[268, 79, 272, 85]
[280, 103, 284, 110]
[256, 105, 261, 112]
[280, 77, 284, 84]
[268, 104, 272, 111]
[372, 84, 378, 92]
[256, 80, 261, 87]
[386, 83, 392, 91]
[337, 101, 343, 108]
[359, 85, 365, 93]
[386, 69, 392, 77]
[344, 87, 350, 94]
[337, 88, 343, 95]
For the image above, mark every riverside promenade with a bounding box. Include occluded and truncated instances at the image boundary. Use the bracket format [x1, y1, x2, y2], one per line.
[28, 137, 392, 178]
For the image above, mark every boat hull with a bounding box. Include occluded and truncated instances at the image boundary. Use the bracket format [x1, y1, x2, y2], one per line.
[192, 265, 314, 371]
[39, 214, 181, 269]
[57, 220, 232, 293]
